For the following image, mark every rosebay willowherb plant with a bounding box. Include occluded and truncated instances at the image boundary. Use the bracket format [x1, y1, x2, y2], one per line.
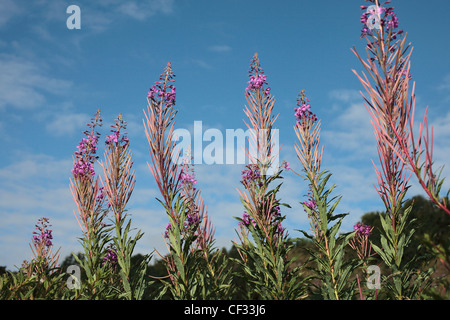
[0, 218, 65, 299]
[353, 0, 435, 299]
[358, 1, 449, 217]
[99, 113, 150, 300]
[348, 222, 379, 300]
[143, 62, 231, 299]
[25, 218, 61, 278]
[233, 54, 307, 300]
[293, 90, 356, 300]
[68, 110, 149, 299]
[69, 109, 114, 299]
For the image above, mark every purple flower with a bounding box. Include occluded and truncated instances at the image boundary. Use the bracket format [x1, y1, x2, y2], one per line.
[270, 203, 286, 236]
[186, 212, 200, 228]
[246, 74, 268, 91]
[72, 160, 95, 178]
[295, 91, 317, 125]
[105, 114, 130, 147]
[238, 212, 256, 228]
[147, 76, 176, 106]
[241, 164, 263, 188]
[164, 223, 172, 238]
[282, 161, 291, 171]
[106, 131, 119, 144]
[273, 221, 285, 235]
[304, 200, 316, 209]
[181, 172, 197, 185]
[96, 186, 105, 201]
[245, 54, 271, 96]
[102, 245, 118, 266]
[72, 111, 102, 179]
[303, 192, 317, 213]
[33, 217, 53, 248]
[353, 222, 372, 237]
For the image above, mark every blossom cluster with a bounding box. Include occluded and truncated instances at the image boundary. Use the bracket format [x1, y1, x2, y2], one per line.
[186, 212, 200, 228]
[246, 74, 270, 95]
[295, 91, 317, 124]
[105, 113, 130, 148]
[239, 211, 256, 228]
[148, 85, 176, 105]
[32, 217, 53, 248]
[240, 164, 263, 188]
[245, 55, 271, 96]
[163, 211, 201, 239]
[102, 244, 118, 266]
[147, 69, 176, 106]
[270, 204, 285, 235]
[282, 161, 290, 171]
[303, 192, 317, 213]
[164, 222, 172, 239]
[72, 112, 102, 179]
[180, 171, 197, 186]
[106, 130, 129, 146]
[238, 205, 285, 235]
[72, 135, 99, 178]
[295, 104, 317, 123]
[353, 222, 372, 237]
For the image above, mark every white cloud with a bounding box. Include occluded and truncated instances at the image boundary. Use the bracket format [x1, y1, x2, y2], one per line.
[208, 45, 232, 53]
[78, 0, 175, 33]
[328, 88, 363, 103]
[0, 153, 72, 185]
[45, 112, 90, 136]
[322, 101, 376, 157]
[0, 0, 20, 27]
[0, 54, 72, 110]
[437, 74, 450, 91]
[191, 59, 214, 70]
[117, 0, 174, 20]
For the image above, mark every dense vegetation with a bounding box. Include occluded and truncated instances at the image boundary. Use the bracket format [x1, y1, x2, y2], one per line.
[2, 194, 447, 299]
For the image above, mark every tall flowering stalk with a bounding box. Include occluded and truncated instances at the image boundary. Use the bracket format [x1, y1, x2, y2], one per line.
[99, 114, 149, 300]
[24, 218, 63, 298]
[144, 63, 229, 299]
[233, 53, 306, 300]
[180, 154, 233, 299]
[293, 90, 356, 300]
[348, 222, 378, 300]
[352, 0, 434, 299]
[294, 90, 322, 184]
[1, 218, 64, 299]
[69, 109, 111, 298]
[358, 2, 449, 216]
[26, 218, 60, 277]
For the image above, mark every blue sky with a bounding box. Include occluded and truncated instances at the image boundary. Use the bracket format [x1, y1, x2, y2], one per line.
[1, 0, 450, 270]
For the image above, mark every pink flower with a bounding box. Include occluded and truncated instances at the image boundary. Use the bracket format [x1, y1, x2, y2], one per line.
[245, 54, 271, 96]
[353, 222, 372, 237]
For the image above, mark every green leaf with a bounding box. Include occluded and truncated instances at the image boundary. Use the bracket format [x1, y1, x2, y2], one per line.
[120, 270, 132, 299]
[372, 243, 390, 267]
[380, 235, 394, 262]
